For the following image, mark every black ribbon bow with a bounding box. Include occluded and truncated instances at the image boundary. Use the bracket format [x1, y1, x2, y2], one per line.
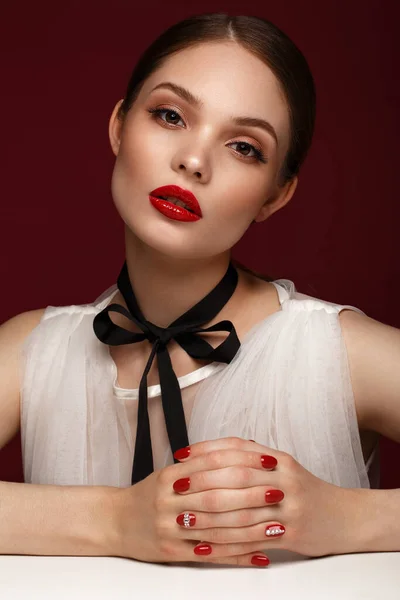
[93, 260, 241, 484]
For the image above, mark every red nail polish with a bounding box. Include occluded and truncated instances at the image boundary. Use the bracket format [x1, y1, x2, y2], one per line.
[176, 513, 196, 527]
[194, 543, 212, 555]
[251, 554, 270, 567]
[261, 454, 277, 469]
[174, 446, 191, 460]
[173, 477, 190, 492]
[265, 523, 285, 537]
[265, 489, 285, 503]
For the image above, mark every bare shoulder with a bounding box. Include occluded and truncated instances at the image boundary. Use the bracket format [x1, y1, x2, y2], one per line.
[338, 309, 400, 442]
[0, 308, 46, 337]
[0, 308, 46, 449]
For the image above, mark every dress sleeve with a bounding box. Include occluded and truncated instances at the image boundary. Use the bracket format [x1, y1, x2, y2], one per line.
[189, 295, 372, 488]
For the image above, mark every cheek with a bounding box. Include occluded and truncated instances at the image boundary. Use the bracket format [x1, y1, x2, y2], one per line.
[118, 126, 156, 175]
[219, 175, 266, 221]
[111, 128, 159, 204]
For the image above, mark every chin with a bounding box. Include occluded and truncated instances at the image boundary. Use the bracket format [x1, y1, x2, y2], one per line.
[128, 222, 221, 261]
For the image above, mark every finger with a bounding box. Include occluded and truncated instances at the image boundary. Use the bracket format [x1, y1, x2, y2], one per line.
[175, 504, 283, 530]
[173, 463, 282, 495]
[184, 520, 286, 544]
[174, 436, 280, 462]
[190, 539, 275, 558]
[172, 449, 279, 489]
[174, 484, 284, 513]
[201, 551, 271, 568]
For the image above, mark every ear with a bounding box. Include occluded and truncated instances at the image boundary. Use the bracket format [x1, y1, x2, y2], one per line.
[253, 175, 298, 223]
[109, 99, 125, 156]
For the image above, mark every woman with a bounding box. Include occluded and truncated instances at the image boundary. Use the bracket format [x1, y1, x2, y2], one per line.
[3, 12, 399, 567]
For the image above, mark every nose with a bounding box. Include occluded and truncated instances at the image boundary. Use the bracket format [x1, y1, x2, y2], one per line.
[179, 164, 202, 179]
[172, 144, 211, 183]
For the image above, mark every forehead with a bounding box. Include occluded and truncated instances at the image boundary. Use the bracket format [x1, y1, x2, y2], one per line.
[139, 42, 290, 155]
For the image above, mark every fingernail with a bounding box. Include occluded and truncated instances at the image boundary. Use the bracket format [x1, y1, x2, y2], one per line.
[176, 512, 196, 528]
[265, 489, 285, 503]
[249, 439, 256, 442]
[173, 477, 191, 492]
[261, 454, 278, 469]
[265, 523, 286, 537]
[194, 543, 212, 555]
[174, 446, 191, 460]
[251, 554, 270, 566]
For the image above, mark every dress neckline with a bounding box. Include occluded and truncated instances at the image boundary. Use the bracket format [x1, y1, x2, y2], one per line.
[101, 280, 290, 398]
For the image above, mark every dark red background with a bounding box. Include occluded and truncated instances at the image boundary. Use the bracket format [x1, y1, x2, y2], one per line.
[0, 1, 399, 487]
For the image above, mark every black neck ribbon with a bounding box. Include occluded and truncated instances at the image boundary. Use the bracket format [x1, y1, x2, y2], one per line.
[93, 260, 241, 484]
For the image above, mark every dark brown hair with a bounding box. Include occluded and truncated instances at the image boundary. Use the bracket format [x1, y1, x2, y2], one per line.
[116, 12, 317, 281]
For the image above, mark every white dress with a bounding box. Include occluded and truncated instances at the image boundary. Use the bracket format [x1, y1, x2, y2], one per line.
[19, 278, 380, 489]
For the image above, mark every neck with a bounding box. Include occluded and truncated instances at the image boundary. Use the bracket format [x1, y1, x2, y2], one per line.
[116, 230, 247, 328]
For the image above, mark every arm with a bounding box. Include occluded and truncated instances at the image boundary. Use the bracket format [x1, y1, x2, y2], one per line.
[0, 480, 119, 556]
[0, 311, 119, 556]
[339, 309, 400, 552]
[350, 487, 400, 553]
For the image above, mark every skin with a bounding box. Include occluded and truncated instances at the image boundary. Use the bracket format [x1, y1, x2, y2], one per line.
[106, 40, 400, 567]
[108, 40, 307, 567]
[108, 41, 298, 329]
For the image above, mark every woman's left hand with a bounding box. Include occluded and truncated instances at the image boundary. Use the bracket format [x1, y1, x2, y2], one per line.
[172, 436, 364, 559]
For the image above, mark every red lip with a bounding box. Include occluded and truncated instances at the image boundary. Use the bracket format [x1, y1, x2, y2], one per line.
[149, 185, 202, 217]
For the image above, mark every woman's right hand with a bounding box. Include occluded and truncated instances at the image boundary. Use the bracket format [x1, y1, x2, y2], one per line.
[110, 439, 284, 567]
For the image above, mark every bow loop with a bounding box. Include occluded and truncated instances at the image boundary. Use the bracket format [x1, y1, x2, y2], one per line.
[93, 305, 148, 346]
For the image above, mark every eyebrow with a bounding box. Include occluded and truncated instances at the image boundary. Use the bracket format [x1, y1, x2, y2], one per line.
[149, 81, 279, 148]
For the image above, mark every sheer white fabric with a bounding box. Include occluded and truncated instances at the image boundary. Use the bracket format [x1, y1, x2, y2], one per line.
[19, 279, 380, 489]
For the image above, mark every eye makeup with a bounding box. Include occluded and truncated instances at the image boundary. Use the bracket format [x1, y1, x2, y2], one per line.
[147, 105, 268, 164]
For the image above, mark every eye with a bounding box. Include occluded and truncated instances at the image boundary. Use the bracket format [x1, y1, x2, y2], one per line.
[147, 107, 268, 164]
[227, 141, 267, 164]
[147, 107, 185, 127]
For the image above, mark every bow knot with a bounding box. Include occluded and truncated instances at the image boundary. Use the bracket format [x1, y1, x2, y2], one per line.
[157, 329, 174, 346]
[144, 323, 182, 347]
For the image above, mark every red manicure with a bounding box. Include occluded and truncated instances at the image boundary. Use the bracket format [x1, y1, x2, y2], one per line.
[174, 446, 191, 460]
[265, 489, 285, 503]
[261, 455, 278, 469]
[265, 523, 285, 537]
[176, 513, 196, 527]
[251, 554, 270, 567]
[173, 477, 191, 492]
[194, 543, 212, 555]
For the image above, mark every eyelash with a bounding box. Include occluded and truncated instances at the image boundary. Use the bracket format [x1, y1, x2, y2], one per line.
[147, 107, 268, 164]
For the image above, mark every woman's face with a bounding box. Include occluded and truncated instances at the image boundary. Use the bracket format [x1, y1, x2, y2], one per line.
[109, 41, 297, 260]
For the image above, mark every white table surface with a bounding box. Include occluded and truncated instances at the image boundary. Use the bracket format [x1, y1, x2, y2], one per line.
[0, 550, 399, 600]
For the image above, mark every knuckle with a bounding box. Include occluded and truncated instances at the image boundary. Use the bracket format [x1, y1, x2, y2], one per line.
[158, 537, 173, 555]
[208, 451, 225, 470]
[205, 554, 241, 566]
[195, 469, 209, 489]
[202, 489, 221, 512]
[236, 509, 252, 527]
[154, 489, 170, 515]
[229, 543, 250, 556]
[154, 515, 170, 538]
[228, 465, 251, 487]
[287, 497, 302, 524]
[204, 554, 224, 564]
[230, 437, 244, 449]
[238, 554, 254, 566]
[287, 477, 302, 497]
[280, 451, 296, 469]
[283, 469, 303, 496]
[207, 527, 227, 543]
[158, 465, 173, 485]
[282, 525, 298, 551]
